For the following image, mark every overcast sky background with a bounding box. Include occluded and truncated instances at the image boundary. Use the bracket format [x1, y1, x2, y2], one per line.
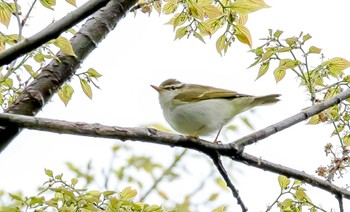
[0, 0, 350, 211]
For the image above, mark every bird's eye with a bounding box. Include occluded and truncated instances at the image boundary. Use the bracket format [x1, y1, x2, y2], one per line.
[170, 86, 176, 90]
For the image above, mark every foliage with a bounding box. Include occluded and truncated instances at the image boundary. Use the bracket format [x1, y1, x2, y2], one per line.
[0, 145, 230, 211]
[266, 175, 326, 212]
[133, 0, 270, 55]
[0, 0, 100, 110]
[250, 29, 350, 182]
[0, 168, 169, 212]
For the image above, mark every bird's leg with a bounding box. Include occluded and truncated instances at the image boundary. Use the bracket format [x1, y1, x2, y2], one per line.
[214, 127, 223, 144]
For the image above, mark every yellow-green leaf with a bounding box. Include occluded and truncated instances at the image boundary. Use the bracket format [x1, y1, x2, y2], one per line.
[194, 32, 205, 43]
[307, 114, 321, 125]
[153, 0, 162, 15]
[302, 33, 312, 42]
[237, 14, 248, 25]
[285, 37, 298, 46]
[212, 205, 226, 212]
[65, 0, 76, 7]
[39, 0, 56, 10]
[216, 34, 226, 56]
[188, 0, 205, 20]
[202, 5, 223, 19]
[215, 177, 228, 190]
[71, 178, 78, 186]
[120, 186, 137, 199]
[3, 78, 13, 87]
[343, 135, 350, 146]
[273, 67, 286, 83]
[261, 48, 275, 61]
[44, 169, 53, 177]
[0, 3, 11, 27]
[87, 68, 102, 78]
[230, 0, 270, 15]
[173, 13, 188, 29]
[162, 2, 177, 14]
[80, 79, 92, 99]
[235, 24, 252, 47]
[58, 83, 74, 106]
[273, 29, 283, 38]
[157, 190, 168, 200]
[208, 193, 219, 201]
[174, 26, 188, 40]
[197, 21, 212, 36]
[278, 59, 300, 69]
[54, 36, 77, 57]
[327, 57, 350, 74]
[278, 175, 290, 190]
[308, 46, 321, 54]
[256, 61, 269, 80]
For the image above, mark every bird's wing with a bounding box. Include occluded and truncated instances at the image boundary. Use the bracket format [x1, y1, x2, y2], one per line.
[174, 85, 252, 102]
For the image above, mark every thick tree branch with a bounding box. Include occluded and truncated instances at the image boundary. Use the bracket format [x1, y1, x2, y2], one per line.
[235, 153, 350, 199]
[233, 89, 350, 147]
[0, 0, 112, 66]
[0, 0, 137, 152]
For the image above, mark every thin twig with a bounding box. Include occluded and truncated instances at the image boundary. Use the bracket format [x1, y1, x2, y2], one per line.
[336, 193, 344, 212]
[139, 149, 188, 202]
[208, 151, 247, 212]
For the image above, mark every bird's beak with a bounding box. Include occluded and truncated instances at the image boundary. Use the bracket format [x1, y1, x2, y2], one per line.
[150, 85, 164, 93]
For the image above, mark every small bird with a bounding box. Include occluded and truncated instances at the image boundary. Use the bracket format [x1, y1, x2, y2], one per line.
[151, 79, 280, 141]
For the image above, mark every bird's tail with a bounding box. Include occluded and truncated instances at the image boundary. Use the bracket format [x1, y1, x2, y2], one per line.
[253, 94, 281, 106]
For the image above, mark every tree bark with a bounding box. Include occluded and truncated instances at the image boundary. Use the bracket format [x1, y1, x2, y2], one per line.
[0, 0, 137, 152]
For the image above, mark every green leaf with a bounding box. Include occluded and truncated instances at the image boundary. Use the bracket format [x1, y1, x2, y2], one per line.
[120, 186, 137, 199]
[285, 37, 298, 46]
[9, 193, 23, 201]
[343, 135, 350, 146]
[174, 26, 188, 40]
[87, 68, 102, 78]
[208, 193, 219, 201]
[256, 61, 269, 80]
[173, 13, 188, 29]
[216, 34, 226, 56]
[234, 24, 252, 47]
[58, 83, 74, 106]
[302, 33, 312, 42]
[278, 59, 300, 69]
[65, 0, 76, 7]
[261, 48, 275, 61]
[39, 0, 56, 10]
[162, 2, 177, 14]
[278, 175, 290, 190]
[230, 0, 270, 15]
[194, 32, 205, 43]
[327, 57, 350, 75]
[34, 53, 45, 63]
[54, 36, 77, 57]
[215, 177, 228, 190]
[307, 114, 322, 125]
[71, 178, 78, 186]
[273, 67, 286, 83]
[0, 3, 12, 27]
[44, 169, 53, 177]
[308, 46, 321, 54]
[80, 79, 93, 99]
[3, 78, 13, 87]
[212, 205, 226, 212]
[273, 29, 283, 38]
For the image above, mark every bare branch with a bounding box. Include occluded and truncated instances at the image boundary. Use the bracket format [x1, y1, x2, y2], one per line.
[209, 152, 247, 212]
[336, 193, 344, 212]
[233, 89, 350, 147]
[235, 152, 350, 199]
[0, 0, 112, 66]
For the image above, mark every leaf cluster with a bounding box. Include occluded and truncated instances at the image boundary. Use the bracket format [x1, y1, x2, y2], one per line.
[133, 0, 270, 55]
[250, 29, 350, 182]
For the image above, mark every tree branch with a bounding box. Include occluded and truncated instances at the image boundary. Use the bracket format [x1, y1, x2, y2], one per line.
[1, 89, 350, 206]
[233, 89, 350, 147]
[0, 0, 138, 151]
[0, 0, 112, 66]
[209, 152, 247, 212]
[235, 153, 350, 199]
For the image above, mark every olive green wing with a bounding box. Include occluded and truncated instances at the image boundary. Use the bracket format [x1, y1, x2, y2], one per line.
[174, 85, 251, 102]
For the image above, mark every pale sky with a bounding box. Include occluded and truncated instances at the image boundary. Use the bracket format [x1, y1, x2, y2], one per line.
[0, 0, 350, 211]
